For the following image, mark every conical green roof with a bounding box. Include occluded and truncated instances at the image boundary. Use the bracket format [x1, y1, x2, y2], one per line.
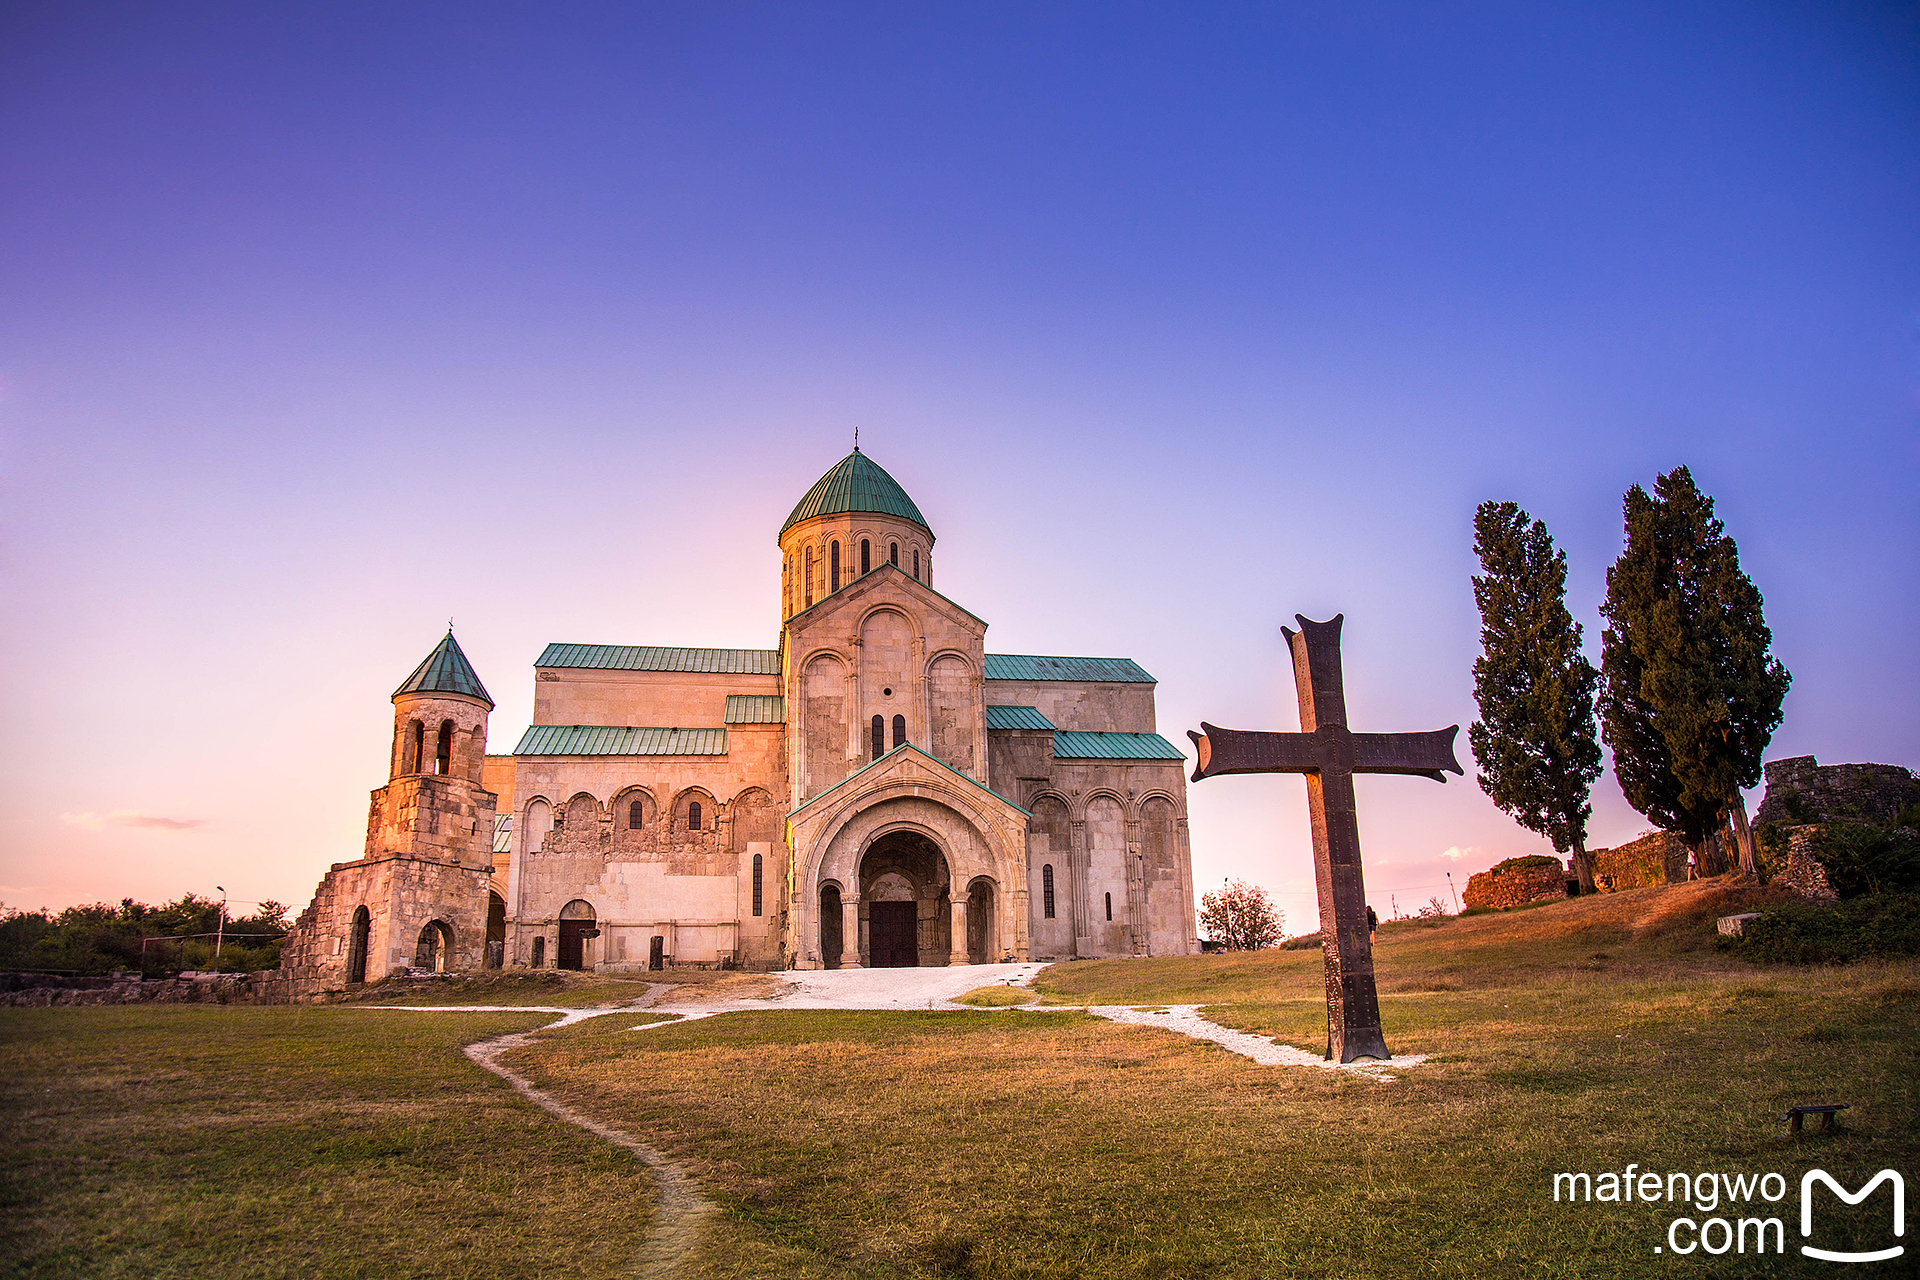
[393, 631, 493, 708]
[780, 449, 931, 539]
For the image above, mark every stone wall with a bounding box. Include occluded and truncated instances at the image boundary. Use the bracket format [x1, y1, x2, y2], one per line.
[1589, 831, 1687, 889]
[1463, 860, 1567, 910]
[1, 971, 257, 1007]
[1773, 826, 1839, 901]
[1756, 755, 1920, 828]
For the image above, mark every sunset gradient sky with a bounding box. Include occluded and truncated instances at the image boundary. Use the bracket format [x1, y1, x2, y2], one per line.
[3, 2, 1915, 930]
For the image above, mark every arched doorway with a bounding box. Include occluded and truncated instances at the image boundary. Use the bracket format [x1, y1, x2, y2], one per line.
[859, 829, 951, 967]
[485, 892, 506, 969]
[346, 905, 370, 983]
[557, 900, 596, 971]
[820, 883, 843, 970]
[966, 878, 996, 965]
[414, 920, 453, 972]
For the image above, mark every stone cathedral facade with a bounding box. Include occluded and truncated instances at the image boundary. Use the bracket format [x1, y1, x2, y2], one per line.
[276, 450, 1198, 991]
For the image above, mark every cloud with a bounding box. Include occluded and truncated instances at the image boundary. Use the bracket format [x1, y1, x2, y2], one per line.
[60, 811, 205, 831]
[1440, 845, 1485, 863]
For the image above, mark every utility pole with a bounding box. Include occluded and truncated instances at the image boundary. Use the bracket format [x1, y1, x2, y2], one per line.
[215, 887, 227, 961]
[1447, 871, 1459, 914]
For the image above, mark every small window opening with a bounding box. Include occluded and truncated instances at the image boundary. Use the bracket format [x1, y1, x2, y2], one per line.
[1105, 892, 1113, 922]
[1042, 864, 1056, 919]
[912, 549, 920, 580]
[830, 541, 840, 591]
[752, 854, 764, 917]
[628, 800, 645, 829]
[805, 548, 814, 607]
[871, 714, 885, 760]
[861, 539, 870, 575]
[434, 721, 454, 775]
[889, 541, 898, 566]
[404, 719, 424, 774]
[688, 801, 702, 832]
[892, 714, 906, 750]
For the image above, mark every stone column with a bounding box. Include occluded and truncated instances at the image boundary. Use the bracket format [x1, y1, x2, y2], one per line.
[949, 893, 970, 966]
[840, 894, 863, 968]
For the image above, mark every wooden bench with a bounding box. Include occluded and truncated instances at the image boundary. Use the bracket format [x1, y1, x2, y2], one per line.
[1783, 1103, 1849, 1133]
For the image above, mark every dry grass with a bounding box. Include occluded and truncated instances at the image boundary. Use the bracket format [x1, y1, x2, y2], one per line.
[0, 1006, 657, 1279]
[951, 985, 1037, 1008]
[501, 880, 1920, 1278]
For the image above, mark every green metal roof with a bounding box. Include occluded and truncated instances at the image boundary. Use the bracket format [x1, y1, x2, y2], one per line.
[725, 695, 786, 724]
[780, 449, 931, 538]
[513, 725, 728, 756]
[984, 704, 1056, 731]
[983, 654, 1156, 684]
[1051, 731, 1186, 761]
[492, 813, 513, 854]
[394, 631, 494, 707]
[536, 644, 781, 674]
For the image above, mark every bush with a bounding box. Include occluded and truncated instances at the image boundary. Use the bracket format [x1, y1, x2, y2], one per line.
[1279, 932, 1323, 950]
[1721, 893, 1920, 965]
[1488, 854, 1561, 876]
[0, 896, 287, 976]
[1199, 880, 1285, 951]
[1806, 823, 1920, 898]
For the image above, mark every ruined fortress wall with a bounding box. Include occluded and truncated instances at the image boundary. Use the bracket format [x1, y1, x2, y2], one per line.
[1756, 756, 1920, 828]
[1463, 861, 1567, 910]
[1589, 831, 1687, 889]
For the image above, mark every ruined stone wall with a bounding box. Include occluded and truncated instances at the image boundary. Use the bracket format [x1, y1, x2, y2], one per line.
[1463, 860, 1567, 910]
[1589, 831, 1687, 889]
[1, 971, 260, 1007]
[1756, 755, 1920, 827]
[273, 853, 494, 997]
[1774, 826, 1839, 901]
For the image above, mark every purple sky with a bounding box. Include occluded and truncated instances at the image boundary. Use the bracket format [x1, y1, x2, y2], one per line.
[3, 3, 1915, 930]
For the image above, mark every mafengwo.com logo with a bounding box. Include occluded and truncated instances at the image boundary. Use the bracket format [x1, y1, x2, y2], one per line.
[1552, 1164, 1905, 1261]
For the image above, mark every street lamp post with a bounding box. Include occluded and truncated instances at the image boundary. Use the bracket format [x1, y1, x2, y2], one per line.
[215, 886, 227, 961]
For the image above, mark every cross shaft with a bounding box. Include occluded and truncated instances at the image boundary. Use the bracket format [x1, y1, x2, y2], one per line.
[1189, 614, 1462, 1063]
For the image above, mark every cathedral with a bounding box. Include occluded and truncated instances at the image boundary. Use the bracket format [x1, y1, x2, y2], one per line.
[274, 450, 1198, 991]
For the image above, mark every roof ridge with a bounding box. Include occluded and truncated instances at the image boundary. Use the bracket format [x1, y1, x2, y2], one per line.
[393, 631, 494, 707]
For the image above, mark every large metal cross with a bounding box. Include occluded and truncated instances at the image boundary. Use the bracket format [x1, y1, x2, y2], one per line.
[1189, 614, 1462, 1063]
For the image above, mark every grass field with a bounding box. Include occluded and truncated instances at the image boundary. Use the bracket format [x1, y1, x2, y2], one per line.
[6, 880, 1917, 1278]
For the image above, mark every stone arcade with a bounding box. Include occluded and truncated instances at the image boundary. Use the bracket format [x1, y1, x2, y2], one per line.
[275, 450, 1199, 992]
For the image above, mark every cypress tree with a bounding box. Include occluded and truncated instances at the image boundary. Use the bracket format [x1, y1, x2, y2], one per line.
[1598, 467, 1791, 875]
[1468, 502, 1605, 893]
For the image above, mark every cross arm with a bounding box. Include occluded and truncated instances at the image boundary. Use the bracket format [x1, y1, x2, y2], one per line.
[1351, 727, 1464, 782]
[1187, 722, 1319, 783]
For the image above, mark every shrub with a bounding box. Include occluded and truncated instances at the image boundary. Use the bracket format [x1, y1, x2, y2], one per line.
[1279, 932, 1323, 950]
[1199, 880, 1285, 951]
[1489, 854, 1561, 876]
[1806, 823, 1920, 898]
[1721, 893, 1920, 965]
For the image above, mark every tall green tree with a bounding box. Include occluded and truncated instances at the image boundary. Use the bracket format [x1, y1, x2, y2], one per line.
[1598, 466, 1791, 875]
[1468, 502, 1605, 893]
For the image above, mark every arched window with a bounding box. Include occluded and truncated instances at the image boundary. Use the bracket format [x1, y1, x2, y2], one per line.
[688, 801, 702, 832]
[404, 720, 424, 774]
[1043, 864, 1056, 919]
[1105, 892, 1113, 921]
[892, 714, 906, 749]
[804, 547, 814, 607]
[912, 549, 920, 580]
[830, 541, 841, 591]
[434, 720, 454, 775]
[861, 539, 870, 575]
[525, 798, 552, 854]
[752, 853, 763, 916]
[871, 714, 885, 760]
[889, 541, 898, 566]
[628, 800, 645, 829]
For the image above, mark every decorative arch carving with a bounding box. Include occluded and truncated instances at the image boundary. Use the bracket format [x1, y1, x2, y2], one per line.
[549, 792, 605, 855]
[801, 650, 849, 801]
[611, 787, 658, 856]
[731, 786, 781, 851]
[926, 651, 974, 776]
[522, 797, 553, 855]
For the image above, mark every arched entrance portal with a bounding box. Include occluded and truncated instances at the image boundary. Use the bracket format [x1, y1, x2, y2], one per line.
[859, 829, 952, 967]
[558, 900, 596, 971]
[966, 878, 997, 965]
[414, 920, 453, 972]
[346, 906, 370, 983]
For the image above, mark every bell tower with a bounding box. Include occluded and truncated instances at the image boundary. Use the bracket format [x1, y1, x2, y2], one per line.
[270, 631, 500, 996]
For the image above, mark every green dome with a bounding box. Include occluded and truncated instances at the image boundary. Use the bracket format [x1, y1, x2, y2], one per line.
[393, 631, 493, 708]
[780, 449, 931, 540]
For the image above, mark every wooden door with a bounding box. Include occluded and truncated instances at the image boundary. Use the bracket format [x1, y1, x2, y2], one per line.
[868, 901, 919, 967]
[558, 920, 590, 970]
